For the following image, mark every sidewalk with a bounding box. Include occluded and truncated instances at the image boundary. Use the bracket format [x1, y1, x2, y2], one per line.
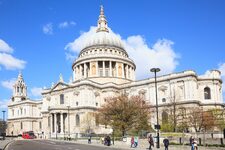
[51, 139, 225, 150]
[0, 138, 13, 150]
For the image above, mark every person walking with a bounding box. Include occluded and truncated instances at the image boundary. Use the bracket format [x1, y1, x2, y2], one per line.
[148, 134, 154, 150]
[88, 135, 91, 144]
[131, 136, 135, 148]
[193, 139, 198, 150]
[163, 138, 169, 150]
[134, 136, 138, 148]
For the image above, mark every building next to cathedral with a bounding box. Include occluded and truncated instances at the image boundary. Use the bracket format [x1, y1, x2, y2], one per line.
[7, 6, 224, 138]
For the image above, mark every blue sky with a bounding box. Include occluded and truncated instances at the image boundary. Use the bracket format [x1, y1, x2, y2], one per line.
[0, 0, 225, 118]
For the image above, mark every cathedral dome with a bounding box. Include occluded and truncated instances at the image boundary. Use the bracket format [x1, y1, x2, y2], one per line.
[82, 30, 124, 50]
[72, 6, 136, 84]
[80, 5, 124, 51]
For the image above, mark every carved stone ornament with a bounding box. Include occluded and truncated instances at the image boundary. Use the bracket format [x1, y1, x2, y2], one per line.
[138, 89, 146, 95]
[94, 91, 100, 97]
[46, 96, 51, 101]
[73, 91, 80, 96]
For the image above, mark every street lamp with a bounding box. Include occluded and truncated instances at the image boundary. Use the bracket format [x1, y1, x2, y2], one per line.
[150, 68, 160, 148]
[2, 110, 6, 121]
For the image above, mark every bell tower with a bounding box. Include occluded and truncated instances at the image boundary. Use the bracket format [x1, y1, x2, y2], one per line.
[12, 72, 27, 102]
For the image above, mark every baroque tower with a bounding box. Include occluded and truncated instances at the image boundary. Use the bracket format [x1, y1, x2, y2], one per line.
[12, 72, 27, 102]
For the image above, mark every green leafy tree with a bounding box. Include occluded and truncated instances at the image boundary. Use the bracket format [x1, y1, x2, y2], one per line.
[98, 94, 152, 136]
[211, 108, 225, 131]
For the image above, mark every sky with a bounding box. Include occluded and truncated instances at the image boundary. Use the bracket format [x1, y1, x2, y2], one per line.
[0, 0, 225, 119]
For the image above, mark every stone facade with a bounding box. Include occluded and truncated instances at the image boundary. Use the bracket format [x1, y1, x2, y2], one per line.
[7, 6, 224, 138]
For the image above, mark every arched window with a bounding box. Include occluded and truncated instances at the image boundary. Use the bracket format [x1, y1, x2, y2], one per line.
[204, 87, 211, 99]
[76, 114, 80, 126]
[162, 111, 168, 125]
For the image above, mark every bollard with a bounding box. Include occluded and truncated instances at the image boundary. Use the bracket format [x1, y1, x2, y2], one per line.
[199, 138, 201, 146]
[221, 138, 224, 145]
[179, 137, 182, 144]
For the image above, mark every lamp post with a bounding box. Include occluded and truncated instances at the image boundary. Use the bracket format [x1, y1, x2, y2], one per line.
[2, 110, 6, 140]
[2, 110, 6, 121]
[67, 106, 70, 140]
[150, 68, 160, 148]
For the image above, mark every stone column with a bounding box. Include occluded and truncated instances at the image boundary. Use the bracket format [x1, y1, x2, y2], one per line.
[73, 69, 75, 81]
[122, 63, 124, 78]
[54, 113, 57, 133]
[90, 62, 92, 77]
[116, 62, 118, 77]
[109, 61, 112, 77]
[133, 68, 135, 80]
[60, 113, 63, 133]
[84, 63, 87, 78]
[79, 65, 82, 79]
[50, 114, 53, 133]
[126, 65, 128, 79]
[103, 61, 105, 76]
[96, 61, 99, 76]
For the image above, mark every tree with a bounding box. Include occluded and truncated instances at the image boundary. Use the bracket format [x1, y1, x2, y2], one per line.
[97, 94, 152, 136]
[211, 108, 225, 131]
[81, 112, 96, 134]
[188, 107, 215, 132]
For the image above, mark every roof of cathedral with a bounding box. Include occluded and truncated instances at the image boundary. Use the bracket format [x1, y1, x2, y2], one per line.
[81, 5, 124, 50]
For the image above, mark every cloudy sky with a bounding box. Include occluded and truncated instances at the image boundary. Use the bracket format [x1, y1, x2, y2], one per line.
[0, 0, 225, 117]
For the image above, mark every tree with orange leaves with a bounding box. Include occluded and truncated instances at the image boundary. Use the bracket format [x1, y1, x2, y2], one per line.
[97, 94, 152, 136]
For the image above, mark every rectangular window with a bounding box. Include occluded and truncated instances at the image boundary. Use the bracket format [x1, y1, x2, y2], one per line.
[60, 94, 64, 104]
[39, 122, 42, 129]
[48, 116, 50, 127]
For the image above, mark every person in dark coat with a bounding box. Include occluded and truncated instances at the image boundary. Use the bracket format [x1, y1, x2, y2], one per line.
[148, 134, 154, 150]
[163, 138, 169, 150]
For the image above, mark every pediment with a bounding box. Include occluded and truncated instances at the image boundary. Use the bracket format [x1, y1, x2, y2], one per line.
[51, 82, 69, 91]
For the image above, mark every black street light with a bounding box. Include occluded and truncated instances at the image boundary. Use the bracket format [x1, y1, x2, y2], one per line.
[2, 110, 6, 140]
[150, 68, 160, 149]
[2, 110, 6, 121]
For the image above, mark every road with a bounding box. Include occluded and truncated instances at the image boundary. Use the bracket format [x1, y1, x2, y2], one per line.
[5, 140, 124, 150]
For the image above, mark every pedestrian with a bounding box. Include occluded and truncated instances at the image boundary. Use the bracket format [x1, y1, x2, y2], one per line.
[88, 135, 91, 144]
[131, 136, 135, 148]
[148, 134, 154, 150]
[193, 139, 198, 150]
[163, 138, 169, 150]
[134, 136, 138, 148]
[106, 135, 111, 146]
[189, 136, 193, 146]
[191, 137, 195, 150]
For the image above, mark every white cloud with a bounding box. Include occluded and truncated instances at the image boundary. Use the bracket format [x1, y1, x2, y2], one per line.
[65, 52, 76, 62]
[123, 36, 179, 79]
[0, 99, 9, 109]
[59, 21, 76, 29]
[43, 23, 53, 34]
[218, 63, 225, 92]
[0, 53, 26, 70]
[30, 87, 42, 98]
[65, 26, 96, 54]
[0, 39, 13, 53]
[1, 78, 16, 90]
[65, 26, 179, 79]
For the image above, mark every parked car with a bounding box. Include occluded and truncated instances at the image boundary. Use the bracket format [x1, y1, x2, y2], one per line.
[22, 131, 36, 139]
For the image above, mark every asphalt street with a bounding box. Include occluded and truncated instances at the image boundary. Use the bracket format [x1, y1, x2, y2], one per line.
[5, 140, 124, 150]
